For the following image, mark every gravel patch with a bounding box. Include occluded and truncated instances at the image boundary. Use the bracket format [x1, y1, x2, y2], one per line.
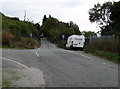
[3, 68, 46, 87]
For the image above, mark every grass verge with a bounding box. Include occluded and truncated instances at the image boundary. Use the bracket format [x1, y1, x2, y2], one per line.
[2, 68, 21, 87]
[84, 40, 119, 63]
[84, 49, 118, 63]
[94, 50, 118, 63]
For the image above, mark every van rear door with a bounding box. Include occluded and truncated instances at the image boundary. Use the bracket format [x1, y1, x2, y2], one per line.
[73, 38, 84, 48]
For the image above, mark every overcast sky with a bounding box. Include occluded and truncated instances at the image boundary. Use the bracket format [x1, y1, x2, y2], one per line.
[0, 0, 119, 32]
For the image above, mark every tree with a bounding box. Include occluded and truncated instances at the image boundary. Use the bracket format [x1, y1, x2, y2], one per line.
[49, 14, 52, 18]
[110, 1, 120, 23]
[42, 15, 47, 24]
[42, 17, 59, 37]
[68, 21, 81, 35]
[41, 15, 82, 48]
[89, 1, 120, 37]
[101, 1, 120, 37]
[2, 12, 41, 39]
[89, 2, 112, 29]
[82, 31, 95, 37]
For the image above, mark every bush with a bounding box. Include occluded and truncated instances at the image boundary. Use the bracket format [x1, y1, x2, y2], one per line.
[2, 31, 39, 49]
[19, 37, 37, 49]
[2, 31, 15, 46]
[56, 39, 66, 48]
[84, 44, 95, 53]
[10, 37, 39, 49]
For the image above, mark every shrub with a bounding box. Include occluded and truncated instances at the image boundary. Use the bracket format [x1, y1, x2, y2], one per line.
[2, 30, 15, 46]
[19, 37, 37, 49]
[56, 40, 66, 48]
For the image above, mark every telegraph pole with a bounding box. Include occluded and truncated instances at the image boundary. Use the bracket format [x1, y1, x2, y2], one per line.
[24, 10, 26, 21]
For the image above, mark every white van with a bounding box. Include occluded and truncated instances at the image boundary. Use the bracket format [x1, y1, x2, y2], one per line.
[65, 35, 85, 50]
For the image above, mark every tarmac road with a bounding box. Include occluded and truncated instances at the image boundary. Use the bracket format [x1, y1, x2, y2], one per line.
[2, 38, 118, 87]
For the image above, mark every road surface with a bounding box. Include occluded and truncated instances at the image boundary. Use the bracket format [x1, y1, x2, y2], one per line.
[2, 38, 118, 87]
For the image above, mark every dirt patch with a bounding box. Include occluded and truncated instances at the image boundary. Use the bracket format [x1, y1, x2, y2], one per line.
[2, 68, 46, 87]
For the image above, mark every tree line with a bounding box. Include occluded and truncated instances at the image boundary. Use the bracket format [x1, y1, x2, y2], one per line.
[41, 15, 81, 48]
[1, 12, 81, 48]
[89, 1, 120, 38]
[41, 15, 81, 41]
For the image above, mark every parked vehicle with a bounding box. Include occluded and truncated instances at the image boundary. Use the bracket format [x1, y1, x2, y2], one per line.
[65, 35, 85, 50]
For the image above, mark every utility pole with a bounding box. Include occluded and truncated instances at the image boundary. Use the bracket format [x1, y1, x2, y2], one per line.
[24, 10, 26, 21]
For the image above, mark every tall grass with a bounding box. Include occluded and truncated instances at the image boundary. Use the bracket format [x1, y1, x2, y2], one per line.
[2, 31, 40, 49]
[2, 30, 15, 46]
[95, 50, 118, 62]
[84, 38, 119, 63]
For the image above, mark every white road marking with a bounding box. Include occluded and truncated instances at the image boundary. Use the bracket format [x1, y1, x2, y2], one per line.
[1, 57, 29, 69]
[103, 62, 105, 64]
[78, 53, 92, 60]
[35, 51, 39, 57]
[76, 51, 107, 65]
[67, 50, 92, 60]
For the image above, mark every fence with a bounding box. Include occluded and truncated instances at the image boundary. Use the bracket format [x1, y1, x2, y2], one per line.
[85, 35, 118, 54]
[85, 35, 116, 45]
